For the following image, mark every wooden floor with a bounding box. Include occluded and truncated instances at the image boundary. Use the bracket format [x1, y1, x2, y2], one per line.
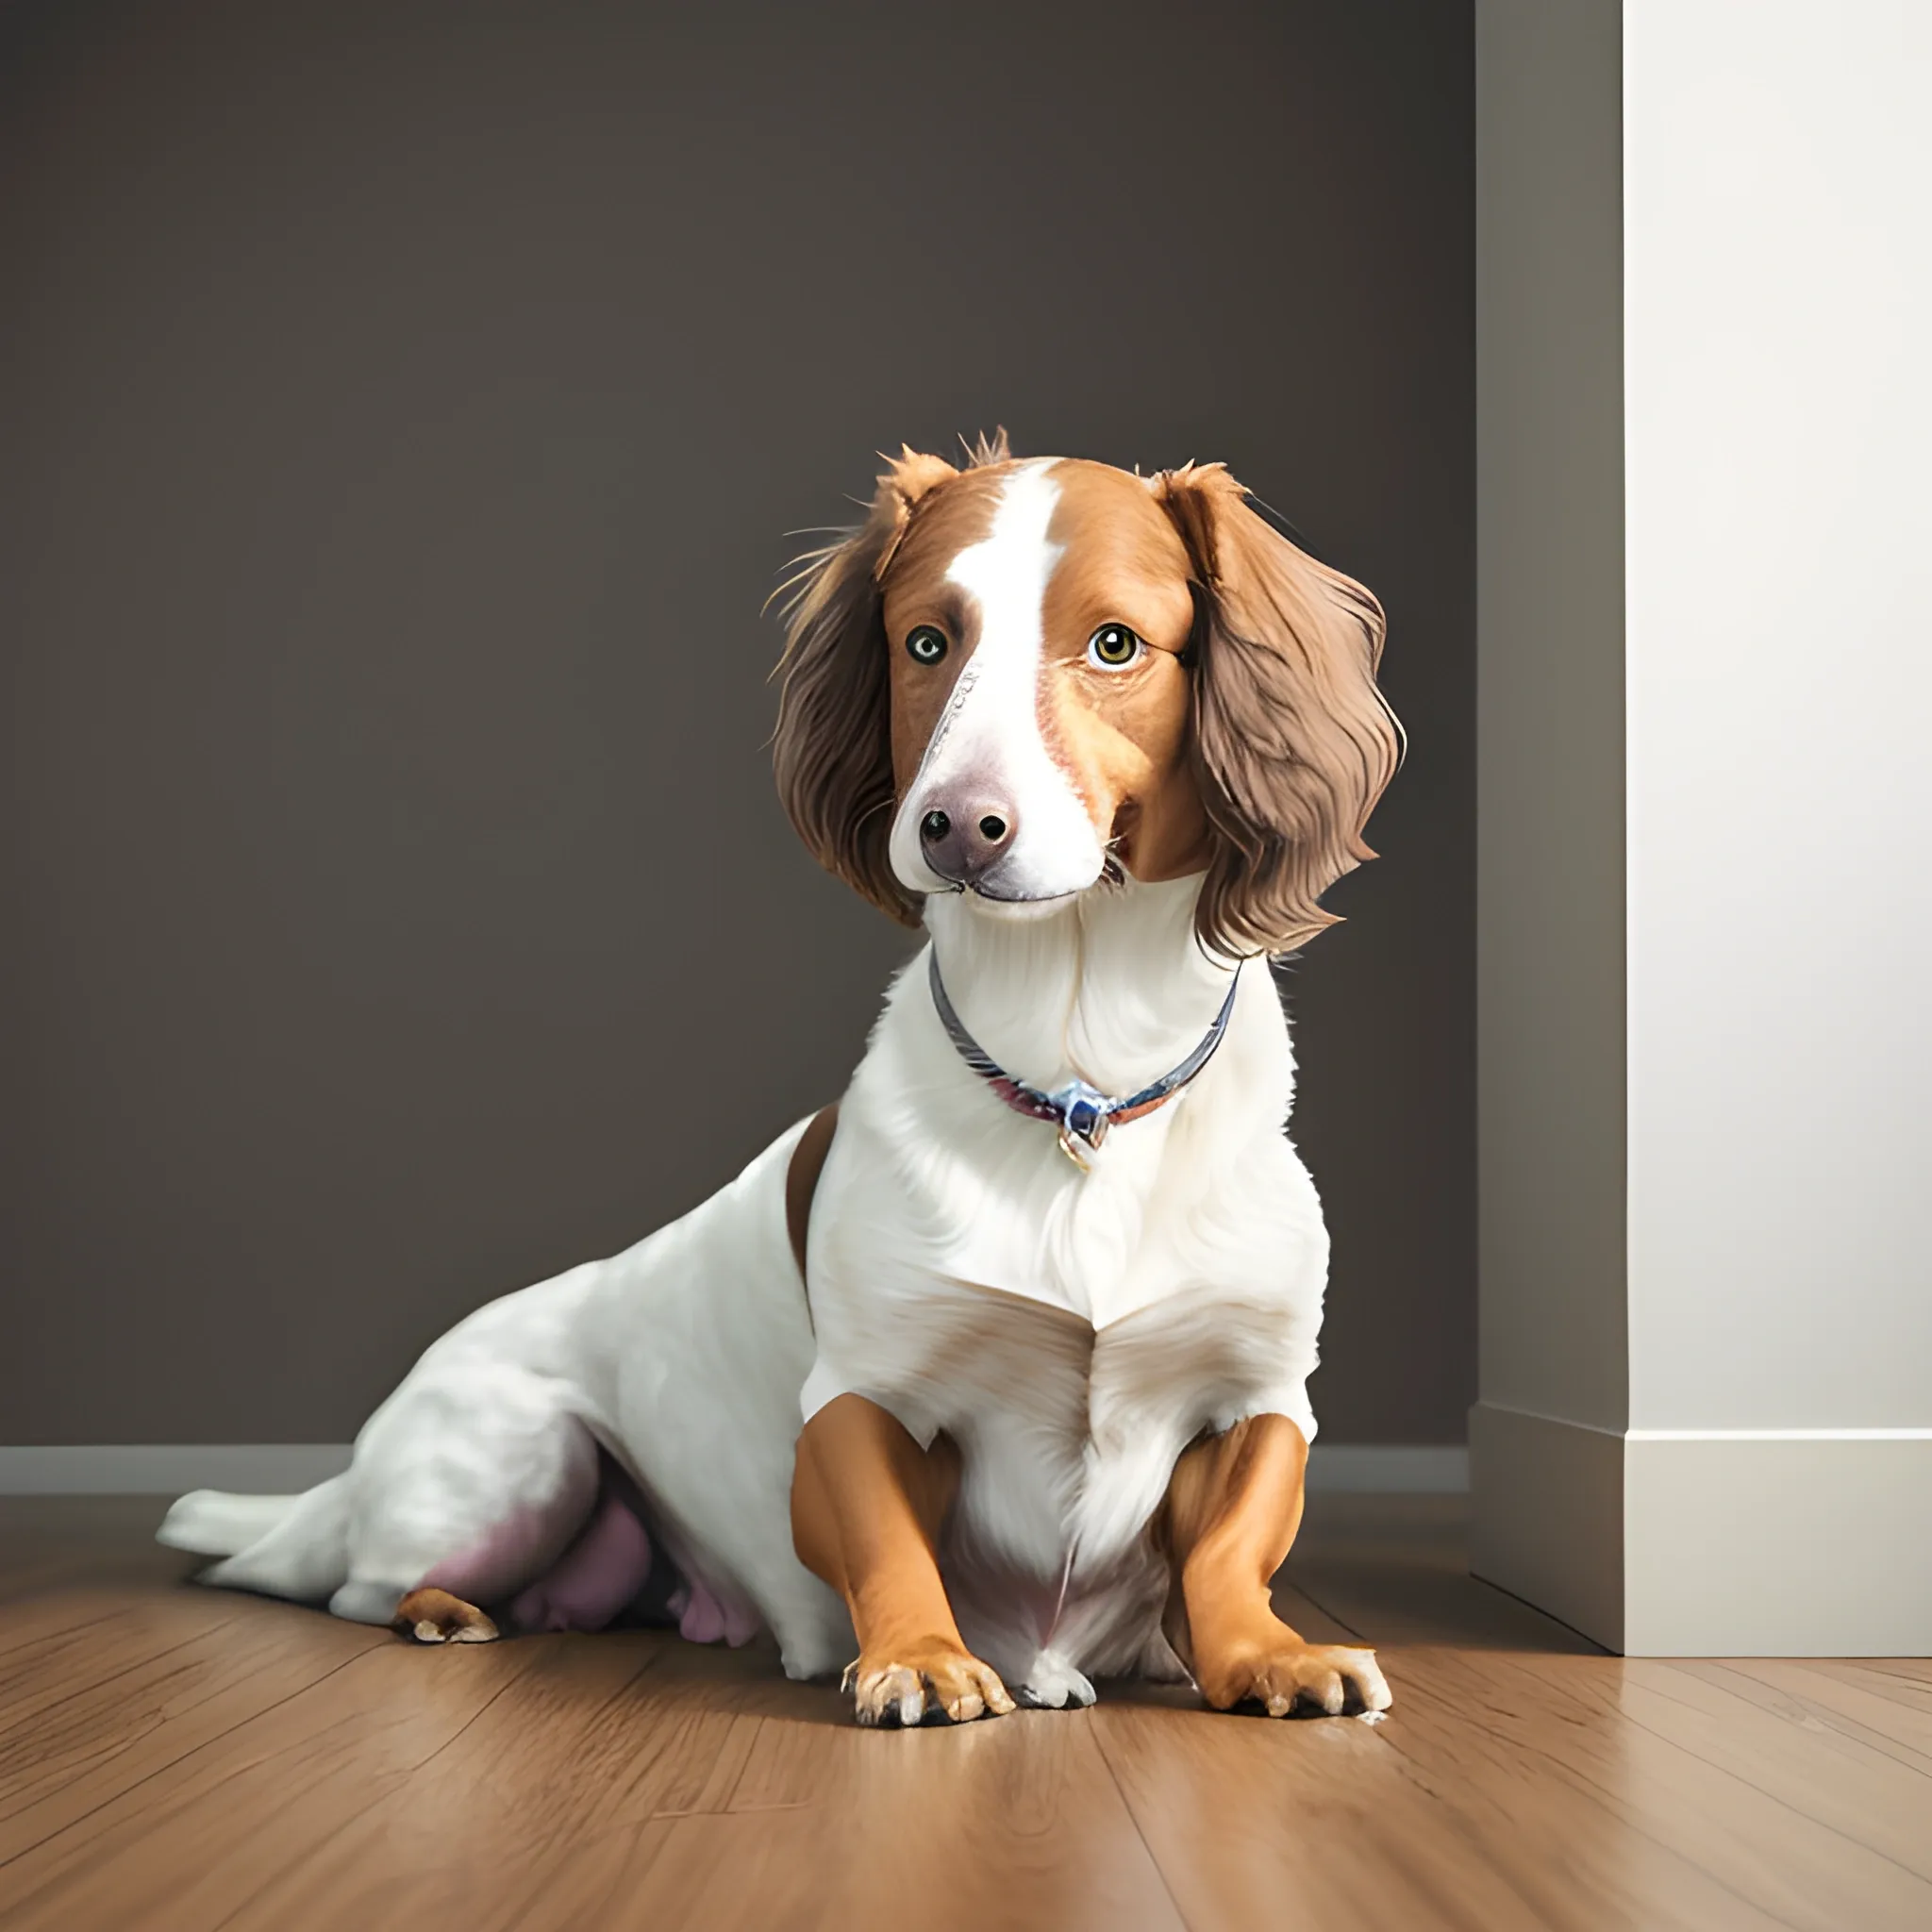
[1, 1497, 1926, 1931]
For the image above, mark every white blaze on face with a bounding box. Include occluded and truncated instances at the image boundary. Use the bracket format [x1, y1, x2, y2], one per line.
[888, 461, 1106, 906]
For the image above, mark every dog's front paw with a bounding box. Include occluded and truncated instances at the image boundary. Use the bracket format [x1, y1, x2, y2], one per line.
[1014, 1651, 1096, 1709]
[1196, 1628, 1391, 1719]
[842, 1637, 1017, 1726]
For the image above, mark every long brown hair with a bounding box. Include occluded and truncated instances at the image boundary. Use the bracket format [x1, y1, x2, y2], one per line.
[1150, 462, 1401, 957]
[770, 435, 1008, 925]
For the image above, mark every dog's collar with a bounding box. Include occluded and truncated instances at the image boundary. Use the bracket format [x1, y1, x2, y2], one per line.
[926, 950, 1241, 1173]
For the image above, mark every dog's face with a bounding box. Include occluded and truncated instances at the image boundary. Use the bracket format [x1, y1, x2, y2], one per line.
[878, 457, 1208, 911]
[774, 436, 1399, 957]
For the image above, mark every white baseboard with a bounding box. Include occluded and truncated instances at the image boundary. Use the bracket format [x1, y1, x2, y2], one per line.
[1471, 1402, 1932, 1656]
[0, 1441, 1469, 1498]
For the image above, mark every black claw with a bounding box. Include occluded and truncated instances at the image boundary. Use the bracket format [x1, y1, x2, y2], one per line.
[918, 1674, 954, 1724]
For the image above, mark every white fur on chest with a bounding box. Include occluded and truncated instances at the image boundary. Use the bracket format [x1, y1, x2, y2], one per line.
[799, 878, 1330, 1648]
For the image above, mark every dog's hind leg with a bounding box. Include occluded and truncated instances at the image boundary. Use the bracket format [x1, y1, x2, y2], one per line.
[393, 1586, 503, 1643]
[323, 1362, 606, 1639]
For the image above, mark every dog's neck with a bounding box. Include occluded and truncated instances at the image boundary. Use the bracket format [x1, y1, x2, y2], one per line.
[922, 874, 1243, 1101]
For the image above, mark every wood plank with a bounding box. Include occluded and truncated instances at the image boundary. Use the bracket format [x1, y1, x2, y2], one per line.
[1108, 1577, 1760, 1932]
[1649, 1660, 1932, 1840]
[1, 1496, 1924, 1932]
[1847, 1657, 1932, 1686]
[1092, 1686, 1591, 1932]
[0, 1622, 543, 1929]
[1731, 1657, 1932, 1762]
[0, 1595, 246, 1740]
[0, 1595, 384, 1862]
[642, 1704, 1184, 1932]
[0, 1589, 170, 1664]
[211, 1633, 1180, 1932]
[1094, 1578, 1612, 1931]
[210, 1632, 671, 1930]
[1372, 1644, 1923, 1930]
[1283, 1551, 1932, 1931]
[211, 1633, 812, 1932]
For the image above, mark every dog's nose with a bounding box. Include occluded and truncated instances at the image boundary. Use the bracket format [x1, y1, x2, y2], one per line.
[918, 796, 1017, 887]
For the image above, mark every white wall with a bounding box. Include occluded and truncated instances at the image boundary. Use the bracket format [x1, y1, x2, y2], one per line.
[1624, 0, 1932, 1431]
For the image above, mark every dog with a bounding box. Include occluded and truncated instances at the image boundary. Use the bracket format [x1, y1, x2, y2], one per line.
[158, 433, 1402, 1724]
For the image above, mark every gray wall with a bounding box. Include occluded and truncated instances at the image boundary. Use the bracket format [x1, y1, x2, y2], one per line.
[0, 0, 1474, 1446]
[1474, 0, 1627, 1437]
[1470, 0, 1626, 1644]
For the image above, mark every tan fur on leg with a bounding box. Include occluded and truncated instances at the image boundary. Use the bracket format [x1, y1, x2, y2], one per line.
[792, 1394, 1014, 1725]
[1161, 1414, 1391, 1717]
[394, 1586, 500, 1644]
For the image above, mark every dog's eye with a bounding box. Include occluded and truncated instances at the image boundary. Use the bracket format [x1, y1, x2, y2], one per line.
[1087, 624, 1143, 670]
[905, 625, 949, 666]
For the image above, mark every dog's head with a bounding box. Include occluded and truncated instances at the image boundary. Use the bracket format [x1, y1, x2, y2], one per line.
[773, 434, 1399, 957]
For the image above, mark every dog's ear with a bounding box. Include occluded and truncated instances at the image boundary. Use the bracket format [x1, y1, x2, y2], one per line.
[1149, 463, 1401, 957]
[772, 448, 959, 924]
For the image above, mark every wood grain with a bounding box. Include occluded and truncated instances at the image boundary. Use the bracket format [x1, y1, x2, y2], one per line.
[0, 1495, 1924, 1931]
[1282, 1500, 1932, 1931]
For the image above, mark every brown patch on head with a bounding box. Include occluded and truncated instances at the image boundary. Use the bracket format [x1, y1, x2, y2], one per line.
[1149, 463, 1400, 955]
[773, 436, 1009, 924]
[879, 467, 1008, 791]
[1037, 461, 1208, 884]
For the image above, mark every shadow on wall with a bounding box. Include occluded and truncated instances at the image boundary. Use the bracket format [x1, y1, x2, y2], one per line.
[0, 0, 1474, 1447]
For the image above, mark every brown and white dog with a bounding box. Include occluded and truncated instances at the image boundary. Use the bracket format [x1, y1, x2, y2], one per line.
[159, 434, 1402, 1724]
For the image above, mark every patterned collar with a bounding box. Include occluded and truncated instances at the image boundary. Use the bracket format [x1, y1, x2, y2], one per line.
[926, 950, 1241, 1173]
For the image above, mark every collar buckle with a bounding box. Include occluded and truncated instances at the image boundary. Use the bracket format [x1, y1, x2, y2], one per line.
[1051, 1081, 1110, 1171]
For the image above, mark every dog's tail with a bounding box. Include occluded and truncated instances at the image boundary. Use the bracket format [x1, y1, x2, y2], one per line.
[157, 1474, 352, 1602]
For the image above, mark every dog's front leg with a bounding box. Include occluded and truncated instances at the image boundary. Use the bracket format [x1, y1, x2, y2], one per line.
[791, 1393, 1015, 1726]
[1161, 1414, 1392, 1717]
